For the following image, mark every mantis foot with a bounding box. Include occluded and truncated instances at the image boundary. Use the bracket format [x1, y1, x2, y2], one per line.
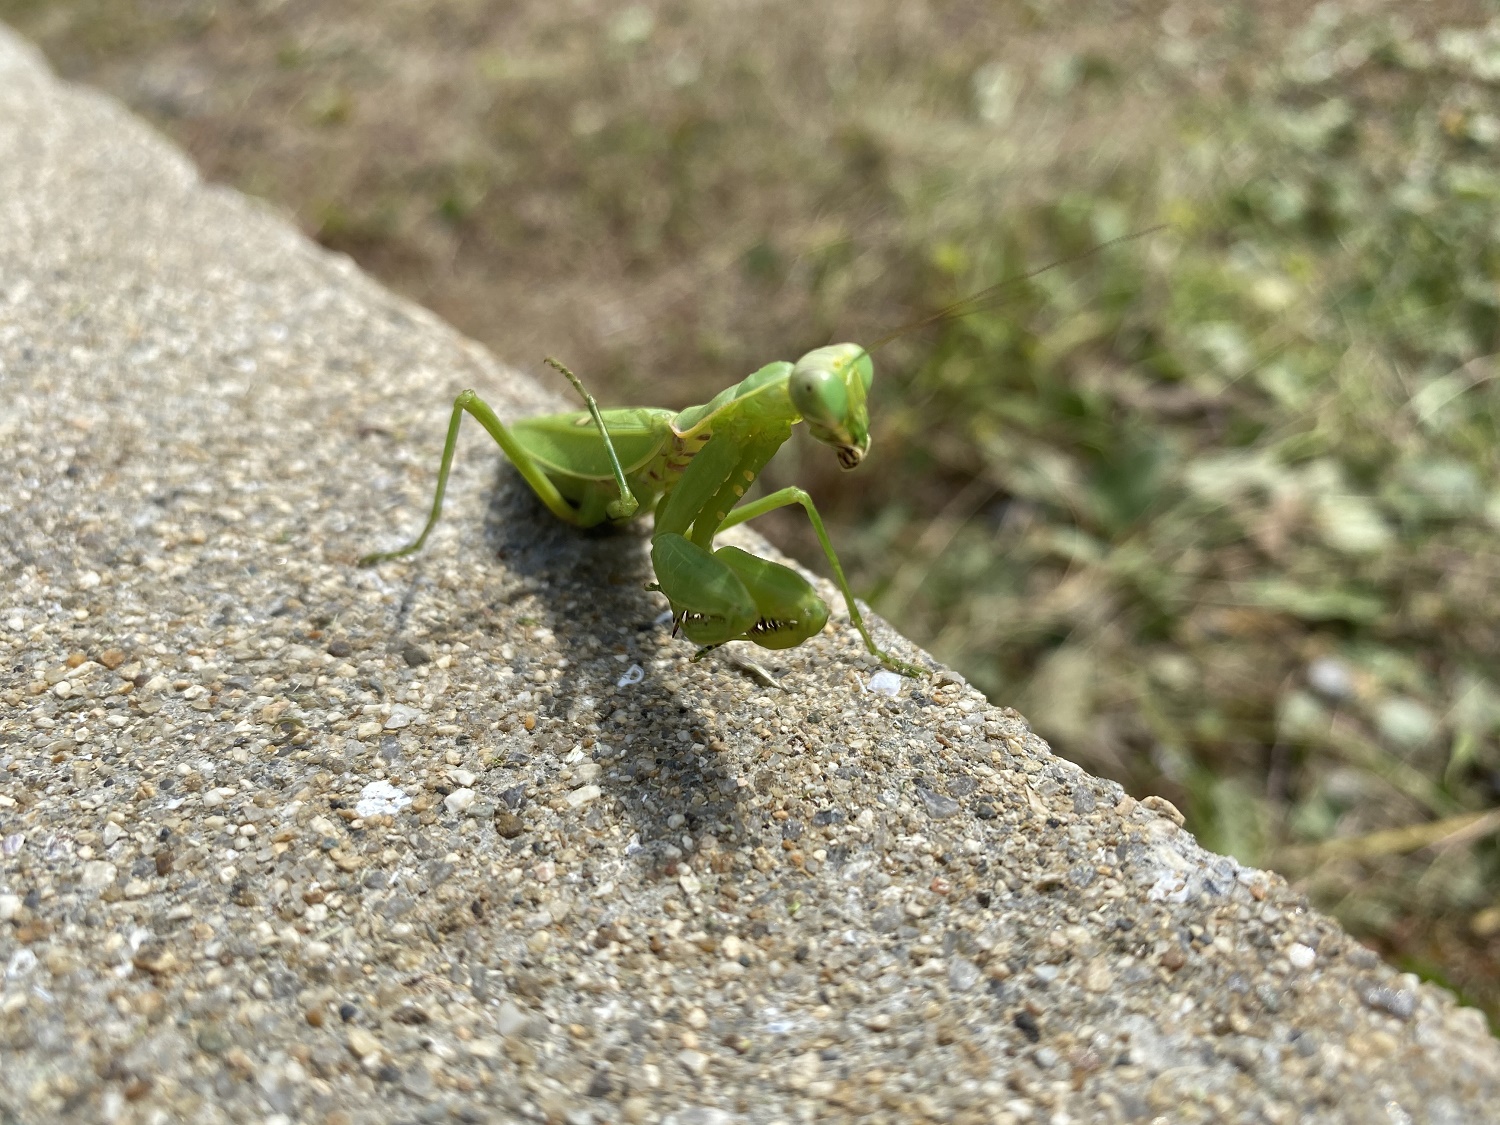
[873, 649, 928, 678]
[358, 546, 421, 567]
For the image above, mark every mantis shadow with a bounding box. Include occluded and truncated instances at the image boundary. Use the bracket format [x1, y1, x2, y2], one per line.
[479, 465, 756, 857]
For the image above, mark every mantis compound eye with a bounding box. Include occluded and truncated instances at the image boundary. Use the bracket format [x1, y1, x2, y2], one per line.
[789, 354, 847, 420]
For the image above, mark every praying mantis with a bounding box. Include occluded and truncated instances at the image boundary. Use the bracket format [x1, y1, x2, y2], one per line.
[359, 229, 1161, 675]
[360, 343, 925, 676]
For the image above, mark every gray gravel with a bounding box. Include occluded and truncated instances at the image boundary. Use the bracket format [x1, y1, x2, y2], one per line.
[3, 22, 1500, 1125]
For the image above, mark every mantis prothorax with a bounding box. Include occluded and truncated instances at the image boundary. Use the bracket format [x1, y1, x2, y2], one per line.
[360, 227, 1164, 675]
[360, 344, 926, 675]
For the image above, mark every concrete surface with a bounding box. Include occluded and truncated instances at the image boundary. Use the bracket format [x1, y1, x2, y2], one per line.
[2, 22, 1499, 1125]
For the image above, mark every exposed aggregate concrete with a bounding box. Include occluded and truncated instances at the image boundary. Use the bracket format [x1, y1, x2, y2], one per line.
[3, 22, 1500, 1125]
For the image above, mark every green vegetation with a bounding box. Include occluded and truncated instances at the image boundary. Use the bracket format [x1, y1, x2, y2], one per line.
[5, 0, 1499, 1021]
[862, 16, 1500, 1016]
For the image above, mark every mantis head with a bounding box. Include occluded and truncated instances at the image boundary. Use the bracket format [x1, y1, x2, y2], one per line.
[789, 344, 875, 470]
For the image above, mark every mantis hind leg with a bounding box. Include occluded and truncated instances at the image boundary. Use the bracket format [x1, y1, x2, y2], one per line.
[360, 388, 617, 565]
[717, 487, 926, 676]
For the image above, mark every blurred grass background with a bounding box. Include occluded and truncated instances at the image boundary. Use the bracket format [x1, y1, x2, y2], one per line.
[7, 0, 1500, 1024]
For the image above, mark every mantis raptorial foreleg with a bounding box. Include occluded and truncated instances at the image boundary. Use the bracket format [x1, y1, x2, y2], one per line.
[712, 544, 831, 651]
[359, 362, 637, 566]
[651, 533, 830, 654]
[718, 487, 925, 676]
[650, 533, 758, 646]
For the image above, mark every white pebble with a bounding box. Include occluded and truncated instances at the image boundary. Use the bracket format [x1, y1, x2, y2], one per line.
[0, 895, 21, 921]
[566, 784, 602, 809]
[355, 780, 412, 819]
[384, 704, 420, 730]
[443, 788, 476, 815]
[80, 860, 116, 891]
[864, 670, 903, 698]
[303, 941, 332, 962]
[347, 1028, 381, 1061]
[495, 1001, 528, 1037]
[465, 1038, 501, 1061]
[1287, 942, 1316, 970]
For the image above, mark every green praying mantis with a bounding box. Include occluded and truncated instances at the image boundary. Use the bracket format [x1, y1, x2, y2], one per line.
[359, 229, 1161, 675]
[360, 342, 924, 676]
